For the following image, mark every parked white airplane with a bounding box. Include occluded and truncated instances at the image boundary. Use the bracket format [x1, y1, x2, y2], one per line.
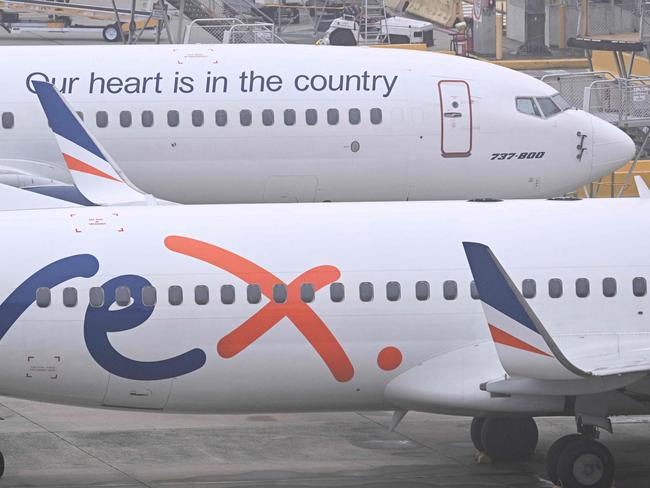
[0, 44, 636, 203]
[0, 82, 647, 488]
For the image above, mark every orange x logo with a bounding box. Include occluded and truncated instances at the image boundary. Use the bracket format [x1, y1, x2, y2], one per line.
[165, 236, 354, 382]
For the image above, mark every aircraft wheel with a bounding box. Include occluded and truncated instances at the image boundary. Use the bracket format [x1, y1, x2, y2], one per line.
[480, 417, 538, 462]
[470, 417, 485, 451]
[545, 434, 582, 484]
[556, 438, 615, 488]
[0, 451, 5, 477]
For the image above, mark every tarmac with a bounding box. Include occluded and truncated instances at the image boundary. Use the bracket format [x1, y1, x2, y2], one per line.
[0, 396, 648, 488]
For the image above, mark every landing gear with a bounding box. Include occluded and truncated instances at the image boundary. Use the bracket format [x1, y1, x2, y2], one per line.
[470, 416, 538, 462]
[546, 435, 615, 488]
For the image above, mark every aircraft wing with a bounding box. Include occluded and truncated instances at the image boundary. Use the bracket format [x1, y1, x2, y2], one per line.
[463, 242, 650, 389]
[31, 81, 164, 206]
[0, 181, 79, 210]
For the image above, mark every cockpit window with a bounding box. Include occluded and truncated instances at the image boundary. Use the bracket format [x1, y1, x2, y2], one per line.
[516, 97, 541, 117]
[536, 97, 562, 117]
[551, 93, 572, 111]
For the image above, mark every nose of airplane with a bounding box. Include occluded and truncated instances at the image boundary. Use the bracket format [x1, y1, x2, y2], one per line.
[590, 115, 636, 178]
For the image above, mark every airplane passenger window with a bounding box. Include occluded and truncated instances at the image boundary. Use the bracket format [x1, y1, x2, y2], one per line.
[548, 278, 563, 298]
[301, 283, 315, 303]
[386, 281, 401, 301]
[195, 285, 209, 305]
[63, 287, 78, 308]
[522, 279, 536, 298]
[247, 284, 261, 304]
[370, 108, 382, 125]
[115, 286, 131, 306]
[2, 112, 14, 129]
[603, 277, 617, 297]
[215, 110, 227, 127]
[221, 285, 235, 305]
[168, 285, 183, 305]
[36, 287, 51, 308]
[443, 280, 457, 300]
[349, 108, 361, 125]
[142, 285, 157, 307]
[141, 110, 154, 127]
[240, 109, 252, 126]
[327, 109, 339, 125]
[119, 110, 132, 128]
[262, 109, 274, 126]
[415, 281, 430, 301]
[330, 282, 345, 302]
[89, 287, 104, 308]
[167, 110, 180, 127]
[515, 98, 541, 117]
[575, 278, 590, 298]
[536, 97, 561, 117]
[306, 109, 318, 126]
[470, 281, 479, 300]
[96, 111, 108, 128]
[633, 277, 647, 297]
[76, 111, 84, 121]
[192, 110, 204, 127]
[359, 282, 374, 302]
[284, 109, 296, 126]
[273, 284, 287, 303]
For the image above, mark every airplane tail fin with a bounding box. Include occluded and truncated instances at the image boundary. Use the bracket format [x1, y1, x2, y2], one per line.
[462, 242, 588, 381]
[31, 81, 156, 206]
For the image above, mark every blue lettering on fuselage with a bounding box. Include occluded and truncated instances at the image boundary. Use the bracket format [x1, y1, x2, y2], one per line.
[0, 254, 99, 340]
[0, 256, 206, 381]
[84, 274, 206, 380]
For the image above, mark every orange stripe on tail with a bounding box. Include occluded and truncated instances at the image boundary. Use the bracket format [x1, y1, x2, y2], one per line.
[63, 153, 121, 183]
[488, 324, 552, 357]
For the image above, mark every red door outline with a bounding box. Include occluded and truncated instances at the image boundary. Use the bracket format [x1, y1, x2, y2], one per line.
[438, 80, 473, 157]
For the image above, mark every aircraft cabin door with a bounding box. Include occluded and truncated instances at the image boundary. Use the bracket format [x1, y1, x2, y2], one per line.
[438, 80, 472, 157]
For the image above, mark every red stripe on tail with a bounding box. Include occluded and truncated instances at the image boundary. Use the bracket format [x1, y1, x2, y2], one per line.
[63, 154, 120, 183]
[488, 324, 552, 357]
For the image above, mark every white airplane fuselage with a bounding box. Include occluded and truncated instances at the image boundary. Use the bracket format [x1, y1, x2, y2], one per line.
[0, 198, 649, 417]
[0, 45, 635, 203]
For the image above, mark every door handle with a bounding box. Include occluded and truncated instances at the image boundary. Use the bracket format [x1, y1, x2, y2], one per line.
[444, 112, 462, 118]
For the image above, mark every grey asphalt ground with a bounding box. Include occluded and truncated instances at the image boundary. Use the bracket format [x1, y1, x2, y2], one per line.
[0, 396, 648, 488]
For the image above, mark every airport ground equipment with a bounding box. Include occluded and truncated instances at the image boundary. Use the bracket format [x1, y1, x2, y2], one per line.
[313, 0, 434, 46]
[0, 0, 171, 41]
[183, 16, 282, 42]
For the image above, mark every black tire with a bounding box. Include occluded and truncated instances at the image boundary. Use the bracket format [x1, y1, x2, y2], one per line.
[0, 451, 5, 478]
[102, 23, 122, 43]
[329, 28, 357, 46]
[557, 438, 615, 488]
[470, 417, 486, 452]
[388, 34, 410, 44]
[546, 434, 582, 484]
[480, 417, 538, 462]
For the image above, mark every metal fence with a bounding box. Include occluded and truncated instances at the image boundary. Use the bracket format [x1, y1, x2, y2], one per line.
[541, 71, 615, 109]
[578, 0, 641, 37]
[585, 77, 650, 127]
[183, 17, 284, 42]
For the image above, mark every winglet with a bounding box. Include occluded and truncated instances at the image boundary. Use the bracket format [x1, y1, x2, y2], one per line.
[635, 176, 650, 199]
[463, 242, 588, 380]
[32, 81, 154, 206]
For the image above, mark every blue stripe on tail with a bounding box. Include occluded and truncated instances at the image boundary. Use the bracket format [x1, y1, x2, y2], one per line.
[462, 242, 539, 334]
[31, 80, 105, 161]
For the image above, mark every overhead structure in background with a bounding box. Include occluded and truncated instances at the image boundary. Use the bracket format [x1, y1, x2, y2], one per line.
[567, 0, 650, 76]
